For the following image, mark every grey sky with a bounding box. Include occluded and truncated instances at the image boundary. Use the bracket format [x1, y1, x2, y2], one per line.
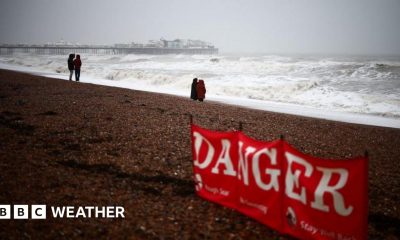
[0, 0, 399, 55]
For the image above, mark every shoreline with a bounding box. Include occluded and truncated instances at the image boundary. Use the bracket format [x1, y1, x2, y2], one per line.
[1, 63, 399, 129]
[0, 69, 399, 239]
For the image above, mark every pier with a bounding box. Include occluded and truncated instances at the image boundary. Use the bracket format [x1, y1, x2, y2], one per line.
[0, 45, 218, 55]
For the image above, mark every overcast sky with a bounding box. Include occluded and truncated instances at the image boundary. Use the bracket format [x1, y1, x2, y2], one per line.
[0, 0, 399, 55]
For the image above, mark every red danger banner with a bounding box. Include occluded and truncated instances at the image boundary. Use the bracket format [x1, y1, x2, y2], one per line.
[191, 124, 368, 240]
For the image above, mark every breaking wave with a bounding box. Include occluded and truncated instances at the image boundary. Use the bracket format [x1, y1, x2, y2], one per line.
[1, 53, 399, 119]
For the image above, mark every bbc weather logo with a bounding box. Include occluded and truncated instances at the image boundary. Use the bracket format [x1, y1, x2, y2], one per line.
[0, 205, 46, 219]
[0, 205, 125, 219]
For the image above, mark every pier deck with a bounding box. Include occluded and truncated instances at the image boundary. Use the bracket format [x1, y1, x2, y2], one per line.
[0, 45, 218, 55]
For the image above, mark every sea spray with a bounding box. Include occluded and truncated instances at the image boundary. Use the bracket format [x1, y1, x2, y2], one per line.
[1, 53, 399, 120]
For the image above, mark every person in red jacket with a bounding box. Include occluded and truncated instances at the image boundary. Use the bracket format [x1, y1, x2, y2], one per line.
[196, 79, 206, 102]
[73, 54, 82, 81]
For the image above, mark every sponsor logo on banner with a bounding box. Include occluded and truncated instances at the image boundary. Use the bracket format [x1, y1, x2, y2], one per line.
[191, 124, 368, 240]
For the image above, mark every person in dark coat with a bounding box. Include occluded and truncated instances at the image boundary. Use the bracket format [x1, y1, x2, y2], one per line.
[190, 78, 198, 100]
[73, 54, 82, 81]
[67, 54, 75, 81]
[196, 79, 206, 102]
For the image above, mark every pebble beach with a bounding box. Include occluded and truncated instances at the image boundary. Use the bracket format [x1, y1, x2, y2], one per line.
[0, 69, 399, 239]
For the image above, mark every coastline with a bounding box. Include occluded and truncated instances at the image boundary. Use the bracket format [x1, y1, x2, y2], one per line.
[1, 61, 399, 129]
[0, 69, 399, 238]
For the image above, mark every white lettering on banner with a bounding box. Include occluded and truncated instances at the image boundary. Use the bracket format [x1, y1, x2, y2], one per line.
[193, 132, 215, 169]
[285, 152, 353, 216]
[195, 173, 203, 191]
[212, 139, 237, 176]
[337, 233, 356, 240]
[219, 188, 230, 196]
[204, 184, 230, 196]
[193, 131, 354, 216]
[253, 148, 280, 191]
[205, 184, 219, 194]
[311, 167, 353, 216]
[193, 132, 281, 191]
[285, 152, 313, 205]
[300, 221, 357, 240]
[300, 221, 319, 235]
[238, 141, 255, 186]
[240, 197, 268, 214]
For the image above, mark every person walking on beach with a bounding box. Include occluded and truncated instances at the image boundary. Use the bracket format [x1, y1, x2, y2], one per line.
[190, 78, 198, 100]
[196, 79, 206, 102]
[67, 53, 75, 81]
[73, 54, 82, 81]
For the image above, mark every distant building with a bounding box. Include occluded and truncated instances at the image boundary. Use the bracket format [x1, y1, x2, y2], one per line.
[146, 40, 164, 48]
[161, 39, 185, 48]
[159, 38, 214, 49]
[45, 39, 77, 47]
[114, 43, 131, 48]
[114, 42, 144, 48]
[187, 39, 209, 48]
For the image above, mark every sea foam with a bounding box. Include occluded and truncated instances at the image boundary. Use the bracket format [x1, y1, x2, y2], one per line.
[1, 53, 399, 128]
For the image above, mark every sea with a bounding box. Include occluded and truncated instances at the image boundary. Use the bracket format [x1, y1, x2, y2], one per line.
[1, 53, 399, 128]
